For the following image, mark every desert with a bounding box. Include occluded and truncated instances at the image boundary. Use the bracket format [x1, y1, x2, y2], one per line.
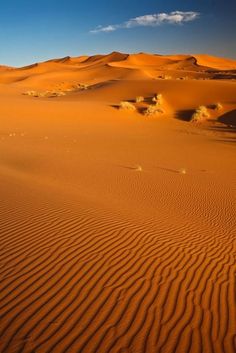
[0, 50, 236, 353]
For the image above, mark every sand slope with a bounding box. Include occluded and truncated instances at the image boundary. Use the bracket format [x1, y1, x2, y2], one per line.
[0, 52, 236, 353]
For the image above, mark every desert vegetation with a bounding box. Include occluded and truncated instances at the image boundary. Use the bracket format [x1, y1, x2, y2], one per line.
[143, 93, 165, 116]
[119, 101, 136, 111]
[23, 90, 66, 98]
[152, 93, 163, 105]
[157, 75, 172, 80]
[119, 92, 165, 117]
[144, 105, 164, 116]
[23, 90, 40, 97]
[213, 102, 223, 111]
[44, 91, 66, 98]
[23, 82, 88, 98]
[135, 96, 144, 103]
[64, 83, 88, 92]
[191, 105, 210, 123]
[178, 167, 187, 174]
[135, 165, 143, 172]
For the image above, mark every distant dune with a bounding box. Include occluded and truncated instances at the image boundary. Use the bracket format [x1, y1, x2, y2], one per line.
[0, 52, 236, 353]
[0, 51, 236, 87]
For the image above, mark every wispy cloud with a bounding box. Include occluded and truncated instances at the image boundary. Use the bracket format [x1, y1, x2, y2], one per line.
[90, 11, 200, 33]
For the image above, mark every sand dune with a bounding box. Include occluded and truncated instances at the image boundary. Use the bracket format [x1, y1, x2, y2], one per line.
[0, 52, 236, 353]
[194, 54, 236, 70]
[0, 51, 235, 91]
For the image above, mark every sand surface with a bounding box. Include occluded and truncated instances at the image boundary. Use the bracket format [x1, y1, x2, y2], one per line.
[0, 52, 236, 353]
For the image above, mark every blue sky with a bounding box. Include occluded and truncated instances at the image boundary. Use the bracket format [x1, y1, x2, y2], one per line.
[0, 0, 235, 66]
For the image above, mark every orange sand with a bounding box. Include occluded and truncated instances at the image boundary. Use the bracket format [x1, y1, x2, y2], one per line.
[0, 52, 236, 353]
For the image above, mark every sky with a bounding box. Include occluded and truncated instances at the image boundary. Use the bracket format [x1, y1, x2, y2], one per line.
[0, 0, 235, 66]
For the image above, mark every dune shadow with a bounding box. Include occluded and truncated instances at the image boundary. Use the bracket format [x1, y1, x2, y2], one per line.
[110, 104, 146, 115]
[175, 109, 195, 122]
[213, 138, 236, 144]
[110, 104, 120, 110]
[120, 165, 140, 170]
[207, 104, 217, 110]
[218, 109, 236, 128]
[207, 110, 236, 143]
[156, 166, 180, 174]
[209, 126, 236, 134]
[212, 73, 236, 80]
[113, 163, 143, 171]
[145, 96, 157, 104]
[136, 106, 147, 115]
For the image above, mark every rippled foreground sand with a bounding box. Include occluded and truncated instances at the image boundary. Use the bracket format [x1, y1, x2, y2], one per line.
[0, 53, 236, 353]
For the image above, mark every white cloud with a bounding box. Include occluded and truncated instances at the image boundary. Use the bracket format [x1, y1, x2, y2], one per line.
[90, 25, 117, 33]
[90, 11, 200, 33]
